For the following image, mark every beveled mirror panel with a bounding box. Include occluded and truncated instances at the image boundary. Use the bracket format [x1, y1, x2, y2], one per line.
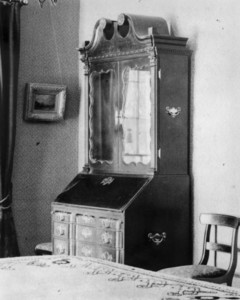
[121, 66, 151, 165]
[89, 69, 116, 164]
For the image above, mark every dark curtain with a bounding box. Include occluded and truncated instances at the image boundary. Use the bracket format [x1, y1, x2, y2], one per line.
[0, 2, 23, 257]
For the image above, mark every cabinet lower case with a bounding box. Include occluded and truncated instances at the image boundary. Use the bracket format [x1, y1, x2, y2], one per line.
[52, 173, 191, 271]
[52, 206, 124, 263]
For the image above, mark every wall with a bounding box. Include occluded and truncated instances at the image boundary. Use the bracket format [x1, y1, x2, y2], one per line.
[12, 0, 80, 255]
[79, 0, 240, 286]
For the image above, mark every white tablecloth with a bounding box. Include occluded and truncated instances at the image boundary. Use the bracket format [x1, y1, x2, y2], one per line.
[0, 255, 240, 299]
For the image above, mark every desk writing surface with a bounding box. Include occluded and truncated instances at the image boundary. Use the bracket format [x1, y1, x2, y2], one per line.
[0, 255, 240, 299]
[56, 173, 151, 210]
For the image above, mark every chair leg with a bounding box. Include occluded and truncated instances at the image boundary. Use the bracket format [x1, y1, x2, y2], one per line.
[227, 280, 232, 287]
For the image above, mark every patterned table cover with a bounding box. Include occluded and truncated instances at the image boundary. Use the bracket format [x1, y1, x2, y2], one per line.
[0, 255, 240, 300]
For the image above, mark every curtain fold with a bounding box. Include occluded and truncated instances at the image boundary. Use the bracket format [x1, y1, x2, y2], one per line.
[0, 2, 22, 257]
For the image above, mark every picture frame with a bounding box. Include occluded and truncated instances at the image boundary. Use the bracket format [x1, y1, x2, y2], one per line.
[24, 83, 67, 122]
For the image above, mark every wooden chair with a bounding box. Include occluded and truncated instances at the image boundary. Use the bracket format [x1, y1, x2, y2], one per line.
[158, 213, 240, 286]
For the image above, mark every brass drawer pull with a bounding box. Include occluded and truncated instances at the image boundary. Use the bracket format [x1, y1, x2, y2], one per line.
[55, 226, 66, 236]
[101, 218, 111, 228]
[101, 231, 112, 244]
[81, 227, 93, 239]
[165, 106, 181, 118]
[56, 246, 67, 255]
[148, 232, 167, 246]
[101, 251, 113, 261]
[81, 215, 94, 224]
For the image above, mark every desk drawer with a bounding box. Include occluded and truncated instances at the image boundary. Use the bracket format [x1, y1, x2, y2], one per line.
[53, 211, 70, 223]
[76, 242, 123, 263]
[97, 246, 123, 263]
[76, 242, 96, 257]
[98, 217, 123, 230]
[76, 214, 96, 226]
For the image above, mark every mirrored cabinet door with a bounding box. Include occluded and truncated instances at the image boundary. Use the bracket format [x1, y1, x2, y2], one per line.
[88, 57, 155, 174]
[88, 62, 119, 173]
[119, 57, 155, 174]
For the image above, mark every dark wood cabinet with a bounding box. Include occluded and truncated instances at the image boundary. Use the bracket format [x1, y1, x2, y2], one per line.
[52, 13, 192, 271]
[158, 52, 190, 174]
[124, 174, 191, 270]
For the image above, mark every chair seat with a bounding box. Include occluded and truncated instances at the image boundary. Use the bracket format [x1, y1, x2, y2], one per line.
[35, 242, 52, 255]
[158, 265, 226, 280]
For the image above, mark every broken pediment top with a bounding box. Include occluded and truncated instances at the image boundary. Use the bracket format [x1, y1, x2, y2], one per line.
[79, 13, 170, 55]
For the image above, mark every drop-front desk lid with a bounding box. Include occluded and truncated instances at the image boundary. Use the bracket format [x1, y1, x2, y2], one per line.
[55, 173, 152, 211]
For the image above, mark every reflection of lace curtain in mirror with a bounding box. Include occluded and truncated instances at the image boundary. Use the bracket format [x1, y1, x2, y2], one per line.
[122, 67, 151, 165]
[126, 129, 133, 143]
[125, 129, 134, 155]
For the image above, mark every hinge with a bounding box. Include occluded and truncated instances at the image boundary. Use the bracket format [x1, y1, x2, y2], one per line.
[158, 148, 161, 159]
[158, 69, 161, 80]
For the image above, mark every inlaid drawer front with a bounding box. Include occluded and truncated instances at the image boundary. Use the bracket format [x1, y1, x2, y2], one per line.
[97, 247, 122, 262]
[53, 212, 70, 223]
[76, 214, 96, 226]
[76, 242, 96, 257]
[97, 230, 122, 248]
[53, 239, 69, 255]
[53, 222, 69, 238]
[76, 225, 96, 242]
[98, 217, 122, 230]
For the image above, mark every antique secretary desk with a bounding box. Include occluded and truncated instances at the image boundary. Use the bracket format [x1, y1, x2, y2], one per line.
[51, 13, 192, 271]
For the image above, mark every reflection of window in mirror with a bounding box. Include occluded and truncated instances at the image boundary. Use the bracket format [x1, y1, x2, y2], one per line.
[122, 67, 151, 165]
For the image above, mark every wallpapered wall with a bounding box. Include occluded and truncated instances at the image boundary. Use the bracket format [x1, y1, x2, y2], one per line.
[13, 0, 80, 255]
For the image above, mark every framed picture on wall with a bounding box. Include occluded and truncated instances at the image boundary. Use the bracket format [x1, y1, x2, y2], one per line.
[24, 83, 67, 122]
